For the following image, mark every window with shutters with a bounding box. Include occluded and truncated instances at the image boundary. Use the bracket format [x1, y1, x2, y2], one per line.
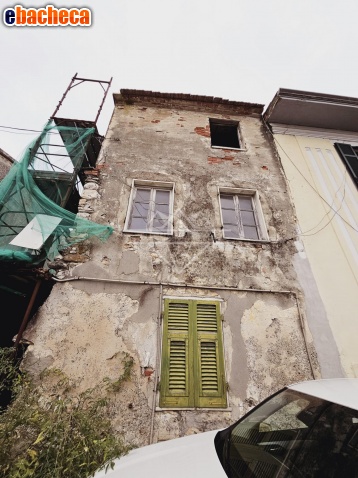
[334, 143, 358, 189]
[209, 118, 242, 150]
[219, 188, 268, 241]
[159, 299, 227, 409]
[124, 180, 174, 235]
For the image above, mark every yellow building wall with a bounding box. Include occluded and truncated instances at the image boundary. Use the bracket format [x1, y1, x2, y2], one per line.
[275, 134, 358, 377]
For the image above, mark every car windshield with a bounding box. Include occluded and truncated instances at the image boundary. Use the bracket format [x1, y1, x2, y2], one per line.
[215, 389, 358, 477]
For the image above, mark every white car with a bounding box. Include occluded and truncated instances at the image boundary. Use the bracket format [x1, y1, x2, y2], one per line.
[93, 379, 358, 477]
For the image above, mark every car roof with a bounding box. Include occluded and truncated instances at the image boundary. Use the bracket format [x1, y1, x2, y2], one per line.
[288, 378, 358, 411]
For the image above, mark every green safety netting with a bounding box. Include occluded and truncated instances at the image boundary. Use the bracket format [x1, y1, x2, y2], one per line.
[0, 120, 113, 264]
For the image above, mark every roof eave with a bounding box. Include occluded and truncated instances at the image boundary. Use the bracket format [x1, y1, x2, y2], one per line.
[264, 88, 358, 133]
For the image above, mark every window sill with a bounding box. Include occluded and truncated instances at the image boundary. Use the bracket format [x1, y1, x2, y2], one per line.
[211, 145, 246, 152]
[222, 237, 271, 244]
[123, 229, 173, 236]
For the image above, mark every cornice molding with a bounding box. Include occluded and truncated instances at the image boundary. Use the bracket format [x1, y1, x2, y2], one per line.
[270, 123, 358, 145]
[113, 90, 263, 117]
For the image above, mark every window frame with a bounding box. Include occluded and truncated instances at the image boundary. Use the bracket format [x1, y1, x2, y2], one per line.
[334, 143, 358, 188]
[218, 187, 268, 242]
[124, 179, 174, 235]
[209, 118, 244, 151]
[159, 298, 227, 409]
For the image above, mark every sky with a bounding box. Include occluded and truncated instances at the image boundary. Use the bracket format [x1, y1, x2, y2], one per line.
[1, 0, 358, 159]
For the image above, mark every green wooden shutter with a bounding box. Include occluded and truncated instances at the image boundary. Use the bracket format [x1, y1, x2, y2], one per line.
[195, 301, 227, 408]
[160, 299, 226, 409]
[160, 300, 193, 407]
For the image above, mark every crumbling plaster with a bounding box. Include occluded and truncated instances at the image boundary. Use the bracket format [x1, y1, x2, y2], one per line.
[23, 95, 320, 445]
[90, 102, 300, 290]
[23, 282, 141, 388]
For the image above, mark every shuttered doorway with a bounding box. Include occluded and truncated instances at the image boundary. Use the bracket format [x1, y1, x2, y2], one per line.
[160, 299, 227, 408]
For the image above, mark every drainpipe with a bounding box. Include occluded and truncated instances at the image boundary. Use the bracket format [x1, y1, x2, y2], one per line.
[294, 294, 317, 379]
[149, 284, 163, 444]
[52, 275, 293, 295]
[14, 279, 42, 350]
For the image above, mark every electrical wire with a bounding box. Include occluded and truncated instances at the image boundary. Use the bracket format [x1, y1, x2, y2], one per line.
[270, 131, 358, 235]
[0, 124, 120, 141]
[2, 120, 356, 238]
[294, 161, 349, 238]
[0, 128, 39, 136]
[0, 125, 62, 135]
[0, 125, 42, 133]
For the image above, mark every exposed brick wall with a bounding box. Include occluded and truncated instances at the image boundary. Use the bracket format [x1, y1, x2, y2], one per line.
[194, 126, 210, 138]
[0, 152, 13, 180]
[114, 90, 264, 116]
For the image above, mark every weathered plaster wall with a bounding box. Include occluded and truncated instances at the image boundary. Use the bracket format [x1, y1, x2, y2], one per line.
[23, 280, 158, 446]
[23, 94, 318, 446]
[24, 280, 314, 444]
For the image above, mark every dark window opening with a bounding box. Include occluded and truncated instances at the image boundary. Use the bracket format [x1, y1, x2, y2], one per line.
[209, 120, 241, 149]
[334, 143, 358, 188]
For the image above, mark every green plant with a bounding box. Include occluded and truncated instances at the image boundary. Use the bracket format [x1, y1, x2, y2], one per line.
[0, 349, 134, 478]
[105, 353, 134, 393]
[0, 348, 22, 401]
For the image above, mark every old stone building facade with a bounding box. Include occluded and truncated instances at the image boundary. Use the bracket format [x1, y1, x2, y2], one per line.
[23, 90, 318, 446]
